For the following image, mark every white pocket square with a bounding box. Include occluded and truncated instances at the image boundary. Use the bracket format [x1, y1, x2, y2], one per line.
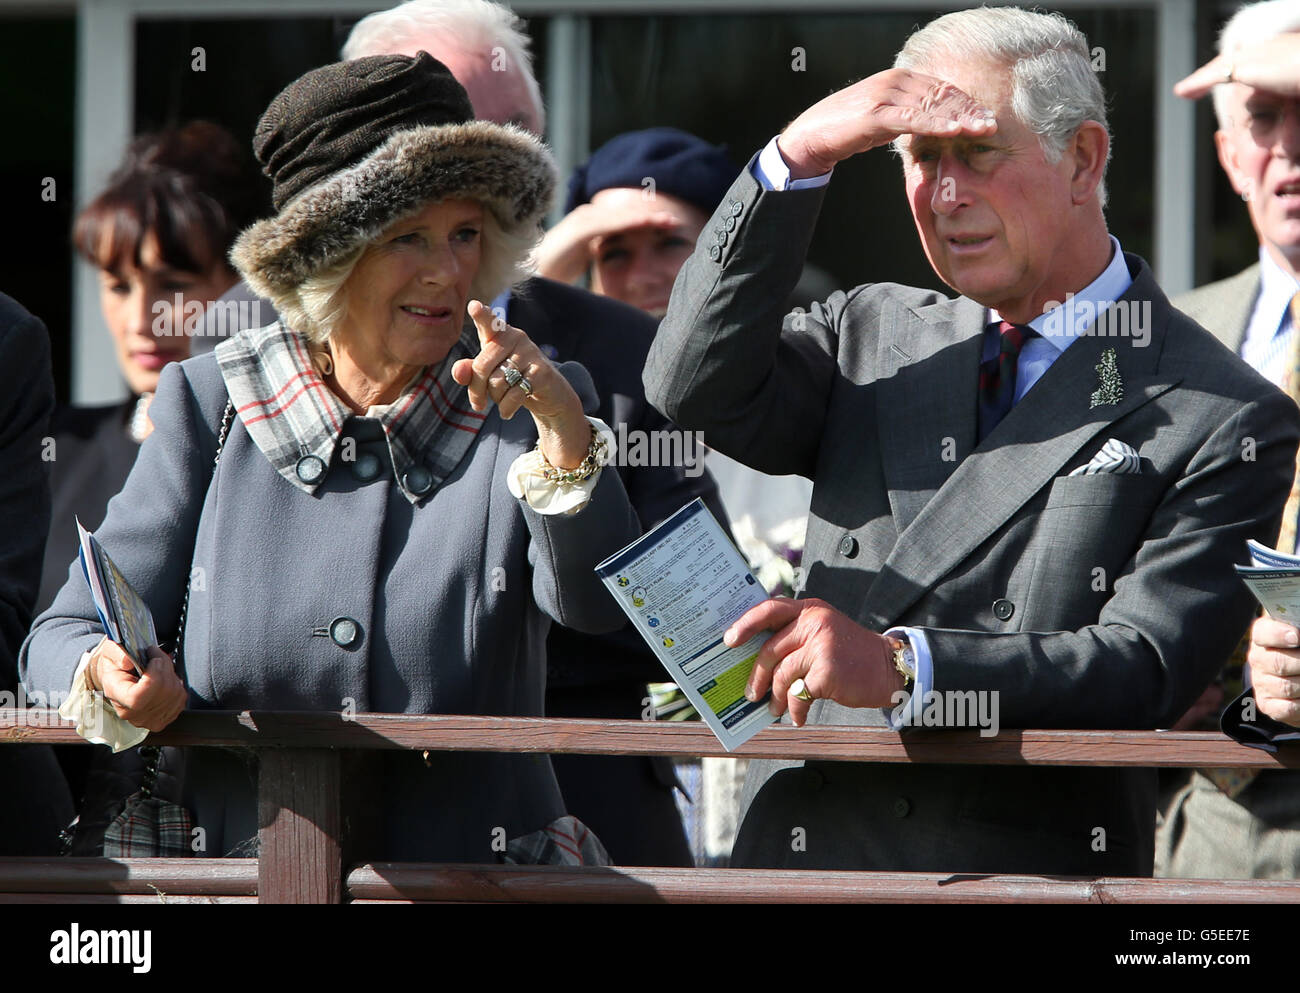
[1068, 438, 1141, 476]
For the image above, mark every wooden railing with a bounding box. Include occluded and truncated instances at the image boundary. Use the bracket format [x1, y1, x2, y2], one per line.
[3, 708, 1300, 904]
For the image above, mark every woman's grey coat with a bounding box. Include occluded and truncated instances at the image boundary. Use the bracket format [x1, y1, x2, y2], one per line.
[22, 338, 640, 861]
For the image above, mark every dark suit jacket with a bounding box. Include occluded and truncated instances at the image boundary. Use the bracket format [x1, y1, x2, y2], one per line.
[0, 291, 71, 854]
[38, 401, 140, 615]
[644, 168, 1300, 875]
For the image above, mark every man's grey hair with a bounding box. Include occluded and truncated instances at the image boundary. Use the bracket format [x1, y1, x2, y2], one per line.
[342, 0, 545, 132]
[1213, 0, 1300, 129]
[894, 6, 1111, 208]
[296, 209, 536, 344]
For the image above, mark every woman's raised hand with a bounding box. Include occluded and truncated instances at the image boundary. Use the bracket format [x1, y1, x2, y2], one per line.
[452, 300, 593, 470]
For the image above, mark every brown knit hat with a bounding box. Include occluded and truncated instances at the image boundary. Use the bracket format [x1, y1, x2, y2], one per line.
[230, 53, 556, 329]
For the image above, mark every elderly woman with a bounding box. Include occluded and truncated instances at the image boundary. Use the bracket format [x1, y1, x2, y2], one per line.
[21, 53, 639, 862]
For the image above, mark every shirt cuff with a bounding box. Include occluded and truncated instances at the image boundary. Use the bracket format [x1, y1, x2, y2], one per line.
[507, 417, 616, 516]
[883, 626, 934, 730]
[58, 650, 150, 753]
[753, 135, 834, 191]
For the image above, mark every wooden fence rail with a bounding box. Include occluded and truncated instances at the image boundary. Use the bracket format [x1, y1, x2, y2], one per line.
[3, 709, 1298, 903]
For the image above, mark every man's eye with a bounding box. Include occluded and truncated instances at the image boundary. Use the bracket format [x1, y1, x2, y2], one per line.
[1249, 110, 1279, 126]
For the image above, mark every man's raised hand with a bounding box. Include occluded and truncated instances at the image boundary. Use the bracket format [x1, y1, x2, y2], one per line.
[776, 68, 997, 179]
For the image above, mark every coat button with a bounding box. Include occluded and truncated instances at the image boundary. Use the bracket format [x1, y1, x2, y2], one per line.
[715, 228, 727, 244]
[838, 534, 858, 558]
[329, 616, 362, 649]
[992, 598, 1015, 621]
[724, 215, 736, 232]
[403, 465, 433, 495]
[730, 200, 743, 216]
[893, 797, 911, 818]
[709, 244, 722, 261]
[296, 454, 326, 483]
[351, 452, 381, 482]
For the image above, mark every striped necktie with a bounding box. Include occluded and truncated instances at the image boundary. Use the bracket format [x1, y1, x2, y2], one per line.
[978, 321, 1037, 442]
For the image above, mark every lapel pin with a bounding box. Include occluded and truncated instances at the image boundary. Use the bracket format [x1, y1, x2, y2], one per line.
[1089, 347, 1124, 409]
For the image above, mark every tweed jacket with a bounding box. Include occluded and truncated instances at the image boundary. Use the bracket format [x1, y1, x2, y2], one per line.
[644, 168, 1300, 875]
[21, 325, 640, 860]
[1172, 264, 1261, 355]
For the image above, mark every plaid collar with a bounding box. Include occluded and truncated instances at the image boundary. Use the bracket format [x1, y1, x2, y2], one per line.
[214, 321, 486, 504]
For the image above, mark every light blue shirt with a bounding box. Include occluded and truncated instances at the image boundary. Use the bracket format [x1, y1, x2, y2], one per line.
[752, 135, 1133, 728]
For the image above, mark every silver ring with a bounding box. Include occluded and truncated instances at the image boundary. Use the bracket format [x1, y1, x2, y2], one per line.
[517, 376, 533, 396]
[502, 365, 523, 389]
[790, 678, 814, 703]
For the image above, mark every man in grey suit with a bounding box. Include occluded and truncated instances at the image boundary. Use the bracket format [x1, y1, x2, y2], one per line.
[1159, 4, 1300, 878]
[645, 6, 1300, 875]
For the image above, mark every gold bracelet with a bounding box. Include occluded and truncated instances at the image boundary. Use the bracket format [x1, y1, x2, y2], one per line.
[535, 422, 609, 485]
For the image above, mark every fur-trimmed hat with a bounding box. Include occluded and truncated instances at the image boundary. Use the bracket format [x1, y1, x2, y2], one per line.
[231, 52, 557, 334]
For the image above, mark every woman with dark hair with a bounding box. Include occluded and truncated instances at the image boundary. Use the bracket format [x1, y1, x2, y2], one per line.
[38, 122, 263, 613]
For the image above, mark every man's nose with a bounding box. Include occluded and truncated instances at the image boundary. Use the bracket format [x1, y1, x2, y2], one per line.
[930, 157, 973, 216]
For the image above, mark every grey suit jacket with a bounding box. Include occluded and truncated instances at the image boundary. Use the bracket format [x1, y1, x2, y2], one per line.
[645, 169, 1300, 875]
[1172, 263, 1261, 355]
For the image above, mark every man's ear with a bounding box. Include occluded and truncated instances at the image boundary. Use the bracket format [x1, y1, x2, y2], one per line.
[1215, 128, 1251, 199]
[1068, 120, 1109, 205]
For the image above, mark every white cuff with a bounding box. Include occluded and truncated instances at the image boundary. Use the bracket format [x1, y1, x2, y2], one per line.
[507, 417, 616, 516]
[59, 650, 149, 753]
[754, 136, 834, 191]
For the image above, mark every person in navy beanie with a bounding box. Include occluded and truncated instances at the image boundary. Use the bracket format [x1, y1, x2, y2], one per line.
[536, 127, 737, 317]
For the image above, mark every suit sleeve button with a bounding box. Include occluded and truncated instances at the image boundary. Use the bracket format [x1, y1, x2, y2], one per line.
[724, 216, 736, 232]
[296, 454, 326, 483]
[838, 535, 858, 558]
[730, 200, 743, 216]
[329, 616, 362, 649]
[709, 244, 722, 262]
[893, 797, 911, 818]
[992, 598, 1015, 621]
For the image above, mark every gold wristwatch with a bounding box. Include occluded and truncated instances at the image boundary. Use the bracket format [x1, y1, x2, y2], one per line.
[886, 633, 916, 685]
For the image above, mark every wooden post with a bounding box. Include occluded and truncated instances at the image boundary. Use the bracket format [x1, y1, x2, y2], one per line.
[258, 749, 341, 904]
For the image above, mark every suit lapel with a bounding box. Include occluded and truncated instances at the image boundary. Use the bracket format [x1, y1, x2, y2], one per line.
[875, 295, 984, 533]
[861, 256, 1181, 629]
